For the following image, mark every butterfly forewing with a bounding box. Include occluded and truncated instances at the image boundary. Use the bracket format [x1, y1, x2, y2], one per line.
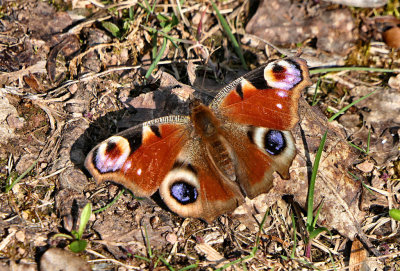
[85, 116, 192, 197]
[210, 58, 312, 130]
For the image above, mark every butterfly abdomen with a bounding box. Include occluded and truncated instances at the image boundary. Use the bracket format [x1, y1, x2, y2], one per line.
[190, 101, 237, 183]
[206, 138, 236, 182]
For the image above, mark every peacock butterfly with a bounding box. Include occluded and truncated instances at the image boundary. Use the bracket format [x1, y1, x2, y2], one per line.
[84, 57, 312, 222]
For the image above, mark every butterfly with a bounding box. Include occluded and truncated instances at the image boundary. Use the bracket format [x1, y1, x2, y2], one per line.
[84, 57, 312, 223]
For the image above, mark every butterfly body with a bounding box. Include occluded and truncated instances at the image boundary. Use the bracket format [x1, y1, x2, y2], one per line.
[85, 57, 312, 222]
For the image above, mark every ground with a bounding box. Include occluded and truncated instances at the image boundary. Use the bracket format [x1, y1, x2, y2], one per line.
[0, 0, 400, 270]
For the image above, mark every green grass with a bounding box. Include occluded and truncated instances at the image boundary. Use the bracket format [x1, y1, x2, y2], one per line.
[310, 66, 397, 75]
[305, 131, 331, 259]
[210, 1, 247, 69]
[5, 159, 38, 193]
[312, 78, 321, 106]
[145, 37, 168, 79]
[93, 188, 125, 214]
[328, 90, 376, 122]
[347, 128, 371, 155]
[53, 202, 92, 253]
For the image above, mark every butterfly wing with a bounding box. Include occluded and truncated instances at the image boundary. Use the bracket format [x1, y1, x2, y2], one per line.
[85, 115, 244, 222]
[210, 57, 312, 130]
[210, 57, 311, 198]
[220, 121, 296, 198]
[85, 116, 192, 197]
[158, 137, 244, 222]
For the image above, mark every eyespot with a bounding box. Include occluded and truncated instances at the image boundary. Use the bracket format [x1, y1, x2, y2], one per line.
[159, 163, 204, 218]
[264, 130, 286, 155]
[170, 181, 198, 204]
[264, 60, 301, 90]
[160, 165, 200, 204]
[250, 127, 287, 156]
[94, 136, 130, 173]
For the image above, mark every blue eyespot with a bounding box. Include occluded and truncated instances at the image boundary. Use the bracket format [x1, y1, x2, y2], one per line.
[264, 130, 286, 155]
[170, 182, 198, 204]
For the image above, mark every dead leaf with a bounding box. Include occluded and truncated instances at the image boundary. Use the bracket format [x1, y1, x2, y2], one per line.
[158, 71, 195, 102]
[346, 86, 400, 164]
[0, 61, 47, 87]
[92, 205, 174, 259]
[24, 1, 73, 39]
[23, 73, 44, 93]
[388, 74, 400, 89]
[195, 243, 229, 269]
[284, 99, 364, 240]
[235, 99, 366, 240]
[0, 93, 21, 143]
[6, 115, 25, 130]
[195, 243, 227, 262]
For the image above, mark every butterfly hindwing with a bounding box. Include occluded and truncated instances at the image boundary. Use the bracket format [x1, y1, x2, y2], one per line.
[220, 121, 296, 198]
[158, 138, 245, 222]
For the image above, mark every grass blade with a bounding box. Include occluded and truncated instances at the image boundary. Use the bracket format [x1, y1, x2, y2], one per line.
[347, 171, 374, 194]
[210, 1, 247, 69]
[290, 211, 298, 258]
[94, 188, 125, 213]
[366, 128, 371, 154]
[307, 131, 327, 229]
[178, 264, 199, 271]
[141, 25, 187, 46]
[312, 200, 324, 229]
[312, 78, 321, 106]
[145, 37, 168, 79]
[159, 256, 175, 271]
[78, 202, 92, 240]
[347, 141, 367, 154]
[310, 66, 397, 75]
[308, 227, 329, 241]
[144, 226, 153, 259]
[328, 90, 376, 122]
[6, 159, 38, 192]
[52, 233, 74, 240]
[134, 255, 151, 262]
